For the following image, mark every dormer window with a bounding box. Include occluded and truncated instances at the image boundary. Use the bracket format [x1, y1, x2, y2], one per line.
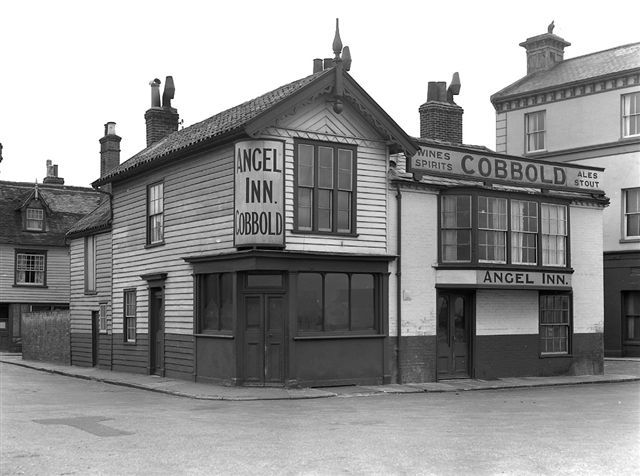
[26, 208, 44, 231]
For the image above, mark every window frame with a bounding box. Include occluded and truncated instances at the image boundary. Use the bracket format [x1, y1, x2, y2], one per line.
[622, 187, 640, 241]
[295, 271, 381, 336]
[539, 292, 572, 356]
[14, 250, 47, 287]
[293, 139, 357, 236]
[123, 289, 137, 343]
[524, 110, 546, 154]
[85, 235, 97, 293]
[25, 207, 44, 231]
[438, 191, 570, 269]
[621, 92, 640, 138]
[146, 181, 165, 246]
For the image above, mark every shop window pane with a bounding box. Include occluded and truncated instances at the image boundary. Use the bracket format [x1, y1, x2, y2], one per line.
[297, 273, 322, 331]
[325, 273, 349, 331]
[220, 274, 234, 331]
[351, 274, 375, 330]
[202, 274, 220, 331]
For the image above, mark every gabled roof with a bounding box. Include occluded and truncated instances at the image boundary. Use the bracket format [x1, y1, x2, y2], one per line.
[491, 42, 640, 103]
[94, 67, 418, 186]
[0, 181, 103, 246]
[65, 197, 112, 239]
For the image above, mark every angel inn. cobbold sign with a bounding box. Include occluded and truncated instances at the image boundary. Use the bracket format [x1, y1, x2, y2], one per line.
[234, 140, 285, 247]
[408, 145, 605, 193]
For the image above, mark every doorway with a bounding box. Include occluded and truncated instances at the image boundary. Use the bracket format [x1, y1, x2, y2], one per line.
[149, 287, 165, 376]
[91, 310, 99, 366]
[437, 291, 473, 379]
[243, 293, 285, 385]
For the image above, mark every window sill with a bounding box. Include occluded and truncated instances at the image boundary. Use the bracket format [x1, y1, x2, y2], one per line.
[145, 242, 165, 249]
[524, 149, 548, 157]
[620, 237, 640, 244]
[435, 264, 573, 273]
[123, 340, 137, 345]
[84, 291, 98, 296]
[294, 333, 384, 341]
[13, 284, 48, 288]
[194, 333, 234, 339]
[291, 230, 359, 238]
[539, 352, 571, 358]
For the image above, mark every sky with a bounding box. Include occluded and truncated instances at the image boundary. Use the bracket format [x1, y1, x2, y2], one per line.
[0, 0, 638, 187]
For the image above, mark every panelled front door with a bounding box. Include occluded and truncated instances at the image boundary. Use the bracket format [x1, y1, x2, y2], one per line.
[243, 293, 285, 385]
[437, 291, 473, 379]
[149, 287, 165, 376]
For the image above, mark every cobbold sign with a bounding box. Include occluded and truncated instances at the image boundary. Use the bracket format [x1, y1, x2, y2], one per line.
[234, 140, 285, 247]
[409, 146, 605, 193]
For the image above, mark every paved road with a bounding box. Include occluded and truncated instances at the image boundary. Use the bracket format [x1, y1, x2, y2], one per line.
[1, 363, 639, 475]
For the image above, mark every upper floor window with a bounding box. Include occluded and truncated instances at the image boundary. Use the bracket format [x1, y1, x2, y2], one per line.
[525, 111, 546, 153]
[147, 182, 164, 245]
[294, 141, 356, 235]
[25, 208, 44, 231]
[622, 92, 640, 138]
[440, 194, 568, 268]
[15, 251, 46, 286]
[85, 236, 96, 293]
[624, 188, 640, 239]
[441, 196, 471, 262]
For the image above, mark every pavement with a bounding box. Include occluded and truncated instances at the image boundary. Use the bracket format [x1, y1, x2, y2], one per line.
[1, 352, 639, 401]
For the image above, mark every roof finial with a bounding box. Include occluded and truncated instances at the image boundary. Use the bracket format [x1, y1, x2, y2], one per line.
[547, 20, 555, 34]
[333, 18, 343, 60]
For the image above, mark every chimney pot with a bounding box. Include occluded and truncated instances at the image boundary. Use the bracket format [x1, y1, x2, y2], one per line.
[313, 58, 323, 74]
[105, 121, 116, 136]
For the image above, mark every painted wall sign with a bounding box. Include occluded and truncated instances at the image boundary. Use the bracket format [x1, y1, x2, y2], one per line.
[234, 140, 285, 247]
[409, 146, 604, 193]
[476, 270, 572, 288]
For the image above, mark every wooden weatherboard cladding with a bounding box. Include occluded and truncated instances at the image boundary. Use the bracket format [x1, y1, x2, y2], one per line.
[409, 144, 605, 194]
[234, 139, 285, 248]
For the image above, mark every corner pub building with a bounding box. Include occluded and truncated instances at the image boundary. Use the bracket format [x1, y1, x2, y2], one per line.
[73, 25, 608, 385]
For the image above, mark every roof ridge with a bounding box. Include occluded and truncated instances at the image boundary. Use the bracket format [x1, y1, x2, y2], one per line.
[559, 41, 640, 65]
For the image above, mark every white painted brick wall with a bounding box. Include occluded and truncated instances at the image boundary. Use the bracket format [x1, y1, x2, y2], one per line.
[476, 290, 539, 335]
[392, 188, 439, 336]
[570, 204, 605, 334]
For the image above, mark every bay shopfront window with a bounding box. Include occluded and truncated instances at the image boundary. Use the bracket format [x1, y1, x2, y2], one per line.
[440, 192, 568, 268]
[188, 252, 390, 386]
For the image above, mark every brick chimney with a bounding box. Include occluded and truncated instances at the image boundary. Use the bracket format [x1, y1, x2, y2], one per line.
[100, 121, 121, 179]
[144, 76, 179, 147]
[43, 159, 64, 185]
[520, 23, 570, 74]
[419, 73, 463, 144]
